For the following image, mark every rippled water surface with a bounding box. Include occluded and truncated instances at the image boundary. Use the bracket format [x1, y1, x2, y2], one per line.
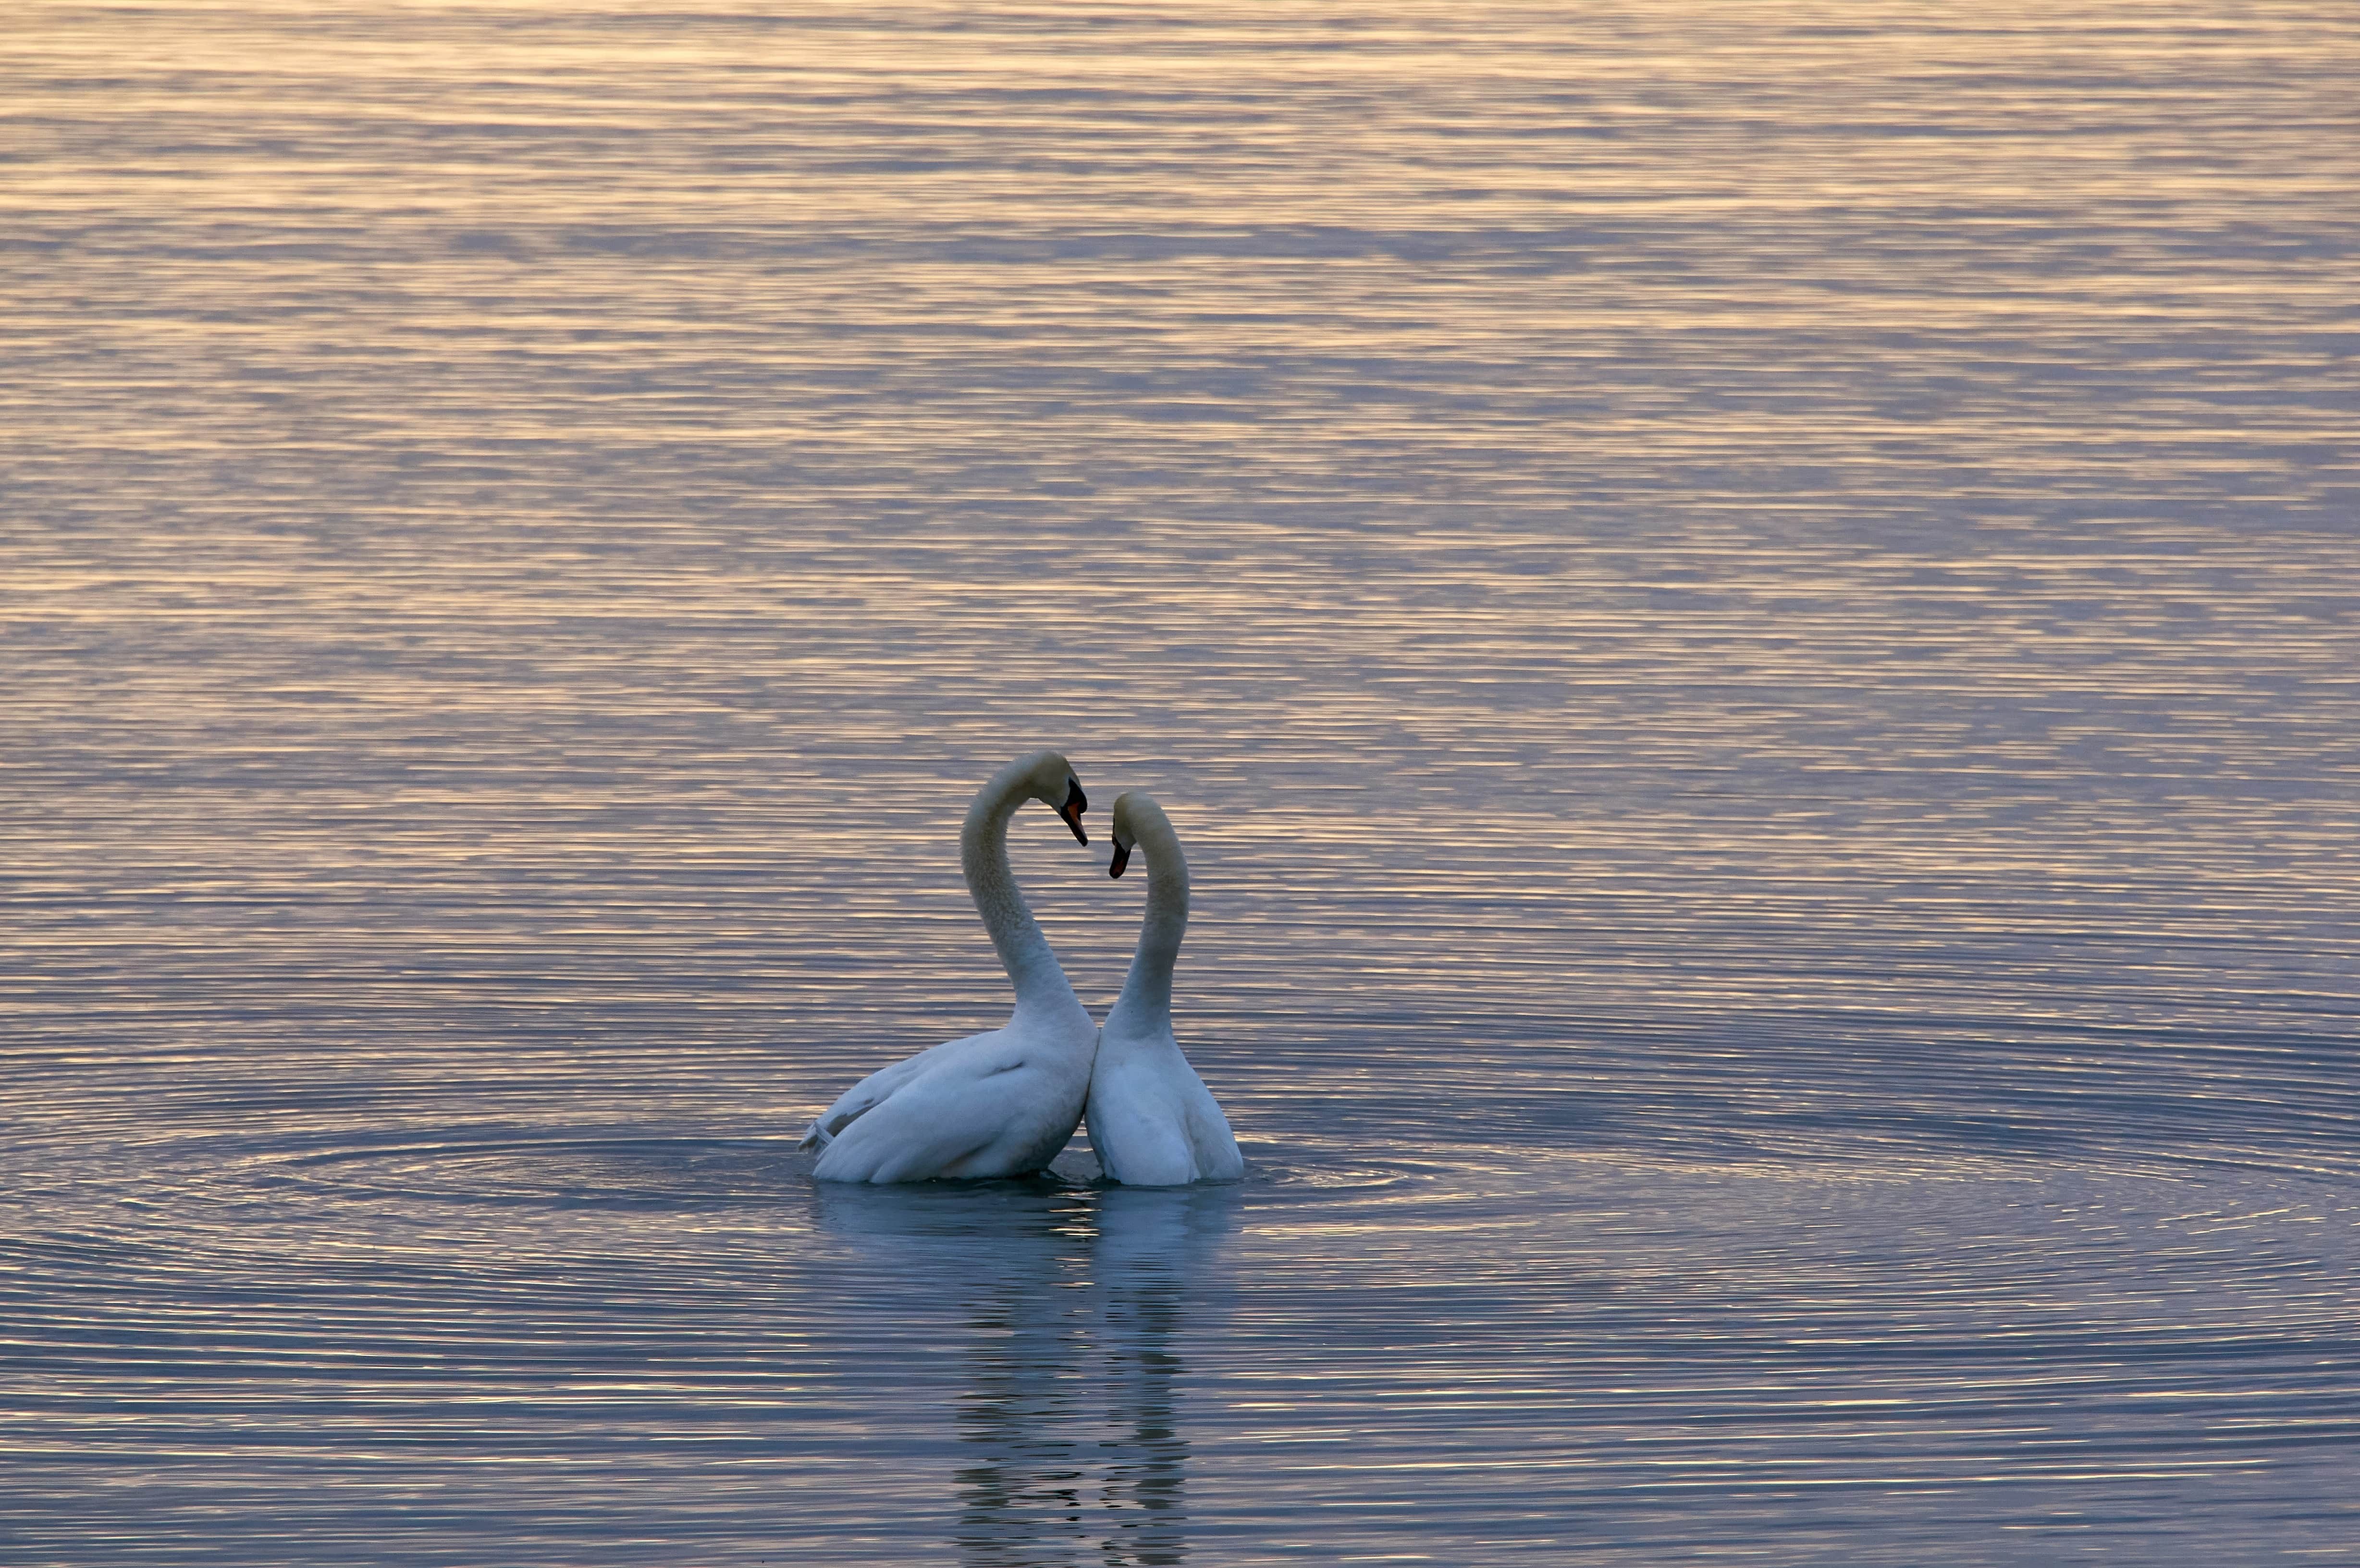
[5, 2, 2358, 1562]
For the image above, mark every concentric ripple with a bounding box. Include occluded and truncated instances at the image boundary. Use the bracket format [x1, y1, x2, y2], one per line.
[6, 0, 2360, 1562]
[241, 1135, 810, 1209]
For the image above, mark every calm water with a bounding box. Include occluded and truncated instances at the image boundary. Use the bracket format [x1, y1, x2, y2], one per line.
[4, 2, 2358, 1562]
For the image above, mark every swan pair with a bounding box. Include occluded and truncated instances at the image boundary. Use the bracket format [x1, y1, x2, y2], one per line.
[797, 750, 1243, 1186]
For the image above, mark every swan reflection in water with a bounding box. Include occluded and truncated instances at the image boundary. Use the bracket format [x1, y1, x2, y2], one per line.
[809, 1174, 1240, 1566]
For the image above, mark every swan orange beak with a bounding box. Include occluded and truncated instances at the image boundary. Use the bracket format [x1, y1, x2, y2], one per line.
[1109, 840, 1131, 879]
[1059, 777, 1089, 845]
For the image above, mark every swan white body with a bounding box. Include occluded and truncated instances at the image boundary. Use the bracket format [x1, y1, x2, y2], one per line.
[799, 751, 1099, 1182]
[1084, 794, 1244, 1186]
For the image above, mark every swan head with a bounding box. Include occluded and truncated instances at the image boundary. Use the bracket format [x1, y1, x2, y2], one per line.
[1016, 748, 1090, 845]
[1106, 790, 1163, 878]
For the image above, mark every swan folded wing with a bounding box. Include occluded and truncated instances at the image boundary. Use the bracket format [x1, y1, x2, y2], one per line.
[1182, 1085, 1245, 1181]
[811, 1054, 1082, 1183]
[1086, 1052, 1200, 1186]
[1094, 1104, 1198, 1186]
[796, 1031, 988, 1151]
[1087, 1044, 1244, 1185]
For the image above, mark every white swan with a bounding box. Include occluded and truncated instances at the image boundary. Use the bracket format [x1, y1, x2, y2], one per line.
[799, 750, 1099, 1182]
[1084, 793, 1244, 1186]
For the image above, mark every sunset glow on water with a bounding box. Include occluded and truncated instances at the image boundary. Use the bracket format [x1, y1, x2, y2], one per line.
[4, 2, 2357, 1562]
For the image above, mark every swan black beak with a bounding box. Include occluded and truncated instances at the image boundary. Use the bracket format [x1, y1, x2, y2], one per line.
[1059, 777, 1089, 845]
[1109, 840, 1131, 879]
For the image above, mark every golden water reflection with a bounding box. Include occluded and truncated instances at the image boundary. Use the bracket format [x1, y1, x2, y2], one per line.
[4, 0, 2358, 1561]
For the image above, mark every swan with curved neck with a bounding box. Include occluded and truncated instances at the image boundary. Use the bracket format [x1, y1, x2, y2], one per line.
[1084, 792, 1244, 1185]
[800, 750, 1099, 1182]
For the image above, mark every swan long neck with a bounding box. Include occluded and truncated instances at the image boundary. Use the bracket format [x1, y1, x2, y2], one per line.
[960, 758, 1075, 1014]
[1113, 802, 1189, 1025]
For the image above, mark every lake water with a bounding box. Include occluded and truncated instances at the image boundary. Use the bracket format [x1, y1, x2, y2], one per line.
[4, 2, 2357, 1562]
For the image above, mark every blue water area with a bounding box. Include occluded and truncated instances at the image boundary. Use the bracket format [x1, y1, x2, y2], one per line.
[3, 2, 2356, 1563]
